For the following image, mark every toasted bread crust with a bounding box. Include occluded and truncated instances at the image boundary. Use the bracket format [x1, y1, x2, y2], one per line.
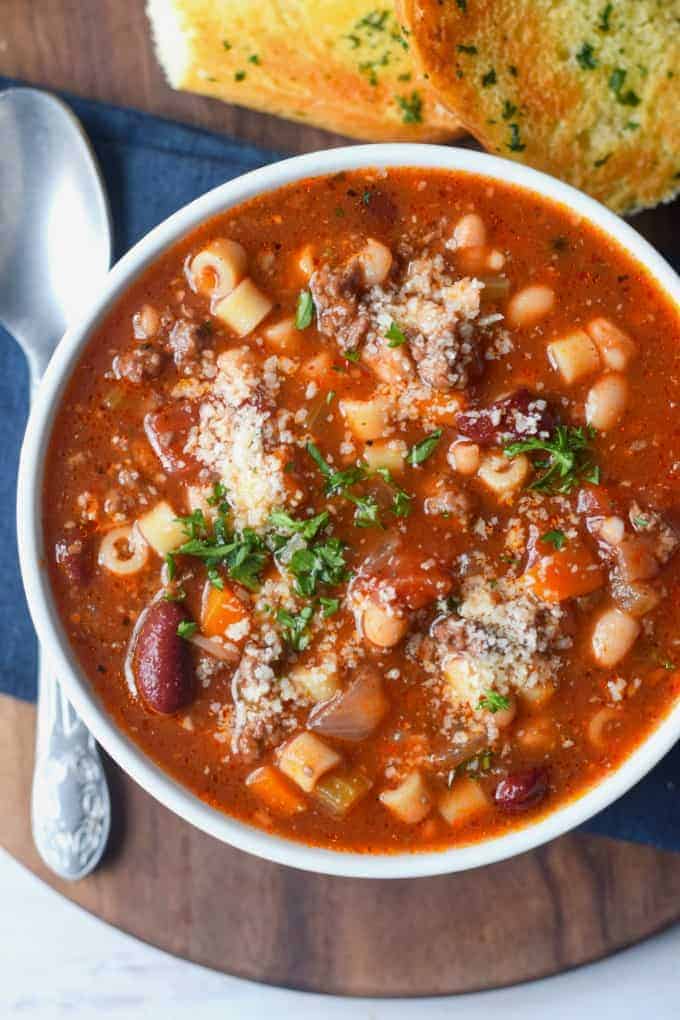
[147, 0, 462, 142]
[398, 0, 679, 212]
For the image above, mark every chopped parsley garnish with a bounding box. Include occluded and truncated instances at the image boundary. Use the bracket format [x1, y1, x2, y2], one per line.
[594, 154, 612, 168]
[392, 488, 412, 518]
[609, 68, 641, 106]
[248, 53, 260, 64]
[508, 123, 526, 152]
[598, 3, 613, 31]
[178, 524, 267, 592]
[481, 68, 497, 87]
[375, 466, 412, 518]
[633, 515, 650, 529]
[175, 508, 209, 541]
[206, 481, 229, 511]
[455, 0, 467, 10]
[457, 44, 477, 54]
[234, 70, 246, 82]
[288, 538, 349, 597]
[479, 691, 511, 714]
[295, 289, 315, 330]
[346, 492, 383, 529]
[504, 424, 599, 494]
[576, 42, 598, 70]
[502, 99, 518, 120]
[319, 596, 341, 618]
[345, 348, 361, 363]
[165, 552, 176, 581]
[269, 508, 330, 541]
[661, 659, 676, 671]
[361, 189, 373, 206]
[385, 321, 407, 347]
[541, 529, 568, 551]
[396, 91, 423, 124]
[407, 429, 442, 466]
[222, 40, 232, 50]
[276, 606, 314, 651]
[307, 441, 364, 495]
[177, 620, 197, 639]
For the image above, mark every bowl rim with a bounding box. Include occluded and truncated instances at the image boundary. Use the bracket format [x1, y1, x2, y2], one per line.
[17, 142, 680, 879]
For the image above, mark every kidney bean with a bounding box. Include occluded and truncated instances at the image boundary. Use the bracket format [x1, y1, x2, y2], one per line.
[494, 767, 549, 812]
[456, 389, 555, 446]
[55, 534, 92, 587]
[132, 600, 195, 714]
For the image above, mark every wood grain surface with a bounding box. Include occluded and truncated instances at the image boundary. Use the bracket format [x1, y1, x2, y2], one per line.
[2, 0, 680, 997]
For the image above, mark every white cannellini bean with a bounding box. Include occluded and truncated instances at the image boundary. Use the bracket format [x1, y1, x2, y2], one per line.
[586, 317, 637, 371]
[189, 239, 247, 300]
[506, 284, 555, 328]
[547, 330, 600, 384]
[213, 277, 273, 336]
[585, 373, 628, 431]
[358, 239, 393, 285]
[98, 524, 149, 576]
[477, 451, 530, 498]
[591, 607, 640, 667]
[448, 440, 480, 476]
[453, 213, 487, 249]
[362, 602, 409, 648]
[486, 249, 505, 271]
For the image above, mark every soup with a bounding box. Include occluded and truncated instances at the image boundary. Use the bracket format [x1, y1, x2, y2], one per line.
[45, 168, 680, 853]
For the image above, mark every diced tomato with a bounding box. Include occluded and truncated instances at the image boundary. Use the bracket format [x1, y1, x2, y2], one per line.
[201, 584, 249, 638]
[522, 543, 605, 602]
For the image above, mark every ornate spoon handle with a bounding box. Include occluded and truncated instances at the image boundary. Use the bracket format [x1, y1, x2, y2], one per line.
[31, 652, 111, 880]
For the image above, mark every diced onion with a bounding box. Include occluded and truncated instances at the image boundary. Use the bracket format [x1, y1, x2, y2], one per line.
[308, 667, 389, 741]
[187, 633, 241, 663]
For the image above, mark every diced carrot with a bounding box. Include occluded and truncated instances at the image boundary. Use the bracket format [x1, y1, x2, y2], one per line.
[201, 584, 248, 638]
[522, 544, 605, 602]
[245, 765, 307, 817]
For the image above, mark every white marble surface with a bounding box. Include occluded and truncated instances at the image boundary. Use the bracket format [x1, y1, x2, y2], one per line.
[2, 846, 679, 1019]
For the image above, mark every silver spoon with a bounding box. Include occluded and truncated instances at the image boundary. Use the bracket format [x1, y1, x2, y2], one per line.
[0, 88, 112, 879]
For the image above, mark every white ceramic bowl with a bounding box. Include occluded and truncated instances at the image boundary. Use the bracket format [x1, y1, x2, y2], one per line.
[18, 143, 680, 878]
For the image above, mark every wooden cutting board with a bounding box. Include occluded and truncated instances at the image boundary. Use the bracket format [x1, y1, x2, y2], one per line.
[2, 0, 680, 996]
[4, 694, 680, 996]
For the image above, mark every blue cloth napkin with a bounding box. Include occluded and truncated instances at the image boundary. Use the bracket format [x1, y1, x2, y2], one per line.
[2, 77, 679, 850]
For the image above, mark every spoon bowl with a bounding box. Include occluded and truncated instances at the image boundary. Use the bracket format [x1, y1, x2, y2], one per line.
[0, 88, 111, 379]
